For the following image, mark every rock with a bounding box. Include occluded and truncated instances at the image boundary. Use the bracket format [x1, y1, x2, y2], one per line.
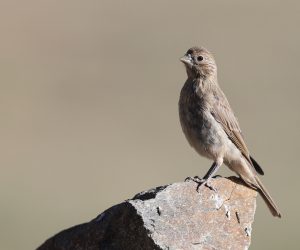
[37, 177, 257, 250]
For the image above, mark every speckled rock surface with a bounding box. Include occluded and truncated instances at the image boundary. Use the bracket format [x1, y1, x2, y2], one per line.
[37, 177, 257, 250]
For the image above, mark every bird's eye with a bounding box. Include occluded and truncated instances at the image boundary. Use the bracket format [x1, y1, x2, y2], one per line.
[197, 56, 204, 61]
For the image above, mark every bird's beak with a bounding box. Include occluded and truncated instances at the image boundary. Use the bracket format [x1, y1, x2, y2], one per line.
[180, 54, 193, 66]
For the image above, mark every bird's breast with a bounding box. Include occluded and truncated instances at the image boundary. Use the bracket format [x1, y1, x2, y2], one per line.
[179, 82, 226, 159]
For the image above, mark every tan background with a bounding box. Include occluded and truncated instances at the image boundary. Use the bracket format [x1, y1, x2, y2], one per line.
[0, 1, 299, 249]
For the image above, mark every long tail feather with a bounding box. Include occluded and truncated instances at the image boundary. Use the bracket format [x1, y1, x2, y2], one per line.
[255, 176, 281, 218]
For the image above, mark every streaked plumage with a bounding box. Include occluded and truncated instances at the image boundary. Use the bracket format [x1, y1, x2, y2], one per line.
[179, 46, 281, 217]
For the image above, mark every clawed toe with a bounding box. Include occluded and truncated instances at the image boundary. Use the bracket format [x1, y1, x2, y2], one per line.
[185, 176, 217, 192]
[196, 181, 217, 192]
[204, 182, 217, 192]
[185, 176, 203, 182]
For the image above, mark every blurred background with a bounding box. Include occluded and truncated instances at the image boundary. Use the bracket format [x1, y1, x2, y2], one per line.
[0, 0, 299, 249]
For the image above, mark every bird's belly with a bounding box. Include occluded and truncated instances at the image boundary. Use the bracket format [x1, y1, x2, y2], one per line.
[180, 111, 227, 160]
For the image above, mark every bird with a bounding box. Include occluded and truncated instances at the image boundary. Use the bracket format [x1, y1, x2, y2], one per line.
[179, 46, 281, 218]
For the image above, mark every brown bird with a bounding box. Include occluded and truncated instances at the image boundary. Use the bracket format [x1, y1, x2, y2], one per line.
[179, 46, 281, 217]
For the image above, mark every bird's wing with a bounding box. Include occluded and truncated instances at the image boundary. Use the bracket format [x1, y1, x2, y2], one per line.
[210, 89, 252, 165]
[211, 95, 264, 176]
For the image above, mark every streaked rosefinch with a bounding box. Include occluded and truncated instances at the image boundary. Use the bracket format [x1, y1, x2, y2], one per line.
[179, 46, 281, 217]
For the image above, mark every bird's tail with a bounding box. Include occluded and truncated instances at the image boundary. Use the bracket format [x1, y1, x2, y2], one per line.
[254, 176, 281, 218]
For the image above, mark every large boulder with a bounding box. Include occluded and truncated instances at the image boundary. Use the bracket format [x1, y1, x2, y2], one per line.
[38, 176, 257, 250]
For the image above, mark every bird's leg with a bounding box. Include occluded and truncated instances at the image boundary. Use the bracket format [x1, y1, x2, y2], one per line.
[197, 161, 222, 191]
[185, 160, 223, 192]
[202, 161, 221, 179]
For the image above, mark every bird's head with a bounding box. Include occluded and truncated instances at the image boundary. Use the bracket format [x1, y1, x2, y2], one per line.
[180, 47, 217, 79]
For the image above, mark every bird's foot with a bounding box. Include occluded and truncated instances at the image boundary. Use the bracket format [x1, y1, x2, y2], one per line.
[199, 179, 217, 192]
[185, 176, 217, 192]
[185, 175, 202, 182]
